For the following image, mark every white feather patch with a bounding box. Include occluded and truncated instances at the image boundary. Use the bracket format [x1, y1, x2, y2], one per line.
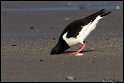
[63, 32, 79, 46]
[63, 15, 103, 46]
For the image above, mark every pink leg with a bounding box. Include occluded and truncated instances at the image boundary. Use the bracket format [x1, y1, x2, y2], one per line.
[71, 41, 86, 55]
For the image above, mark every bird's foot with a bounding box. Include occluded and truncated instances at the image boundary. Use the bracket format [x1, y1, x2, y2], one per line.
[70, 51, 83, 56]
[71, 51, 80, 55]
[70, 41, 86, 56]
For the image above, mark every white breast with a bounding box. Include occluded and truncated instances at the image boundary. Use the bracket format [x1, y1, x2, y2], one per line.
[63, 15, 103, 46]
[63, 32, 79, 46]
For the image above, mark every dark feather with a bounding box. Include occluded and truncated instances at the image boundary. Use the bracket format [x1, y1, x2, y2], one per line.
[60, 9, 111, 38]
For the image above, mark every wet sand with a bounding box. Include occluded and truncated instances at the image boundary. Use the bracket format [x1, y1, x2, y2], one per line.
[1, 2, 123, 82]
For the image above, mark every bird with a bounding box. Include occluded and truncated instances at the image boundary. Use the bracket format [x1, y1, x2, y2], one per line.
[50, 9, 111, 55]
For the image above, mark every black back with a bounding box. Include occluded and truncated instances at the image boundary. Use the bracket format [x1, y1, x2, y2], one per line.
[59, 9, 111, 38]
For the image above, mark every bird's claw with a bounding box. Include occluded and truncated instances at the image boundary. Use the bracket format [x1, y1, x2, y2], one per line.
[71, 52, 80, 55]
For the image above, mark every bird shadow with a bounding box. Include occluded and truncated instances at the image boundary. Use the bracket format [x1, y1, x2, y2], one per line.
[63, 49, 102, 54]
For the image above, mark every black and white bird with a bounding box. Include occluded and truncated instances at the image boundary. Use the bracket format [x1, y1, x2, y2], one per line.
[50, 9, 111, 55]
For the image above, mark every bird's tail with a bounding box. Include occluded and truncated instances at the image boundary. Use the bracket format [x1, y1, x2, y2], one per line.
[96, 9, 112, 17]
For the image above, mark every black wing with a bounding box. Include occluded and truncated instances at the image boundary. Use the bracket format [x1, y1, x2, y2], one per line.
[60, 9, 111, 38]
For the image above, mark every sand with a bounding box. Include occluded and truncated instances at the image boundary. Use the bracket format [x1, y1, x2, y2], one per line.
[1, 2, 123, 82]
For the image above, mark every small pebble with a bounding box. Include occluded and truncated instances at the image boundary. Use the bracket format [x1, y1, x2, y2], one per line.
[105, 38, 109, 40]
[36, 29, 40, 32]
[40, 59, 44, 62]
[75, 53, 83, 56]
[11, 44, 16, 46]
[51, 27, 55, 29]
[30, 26, 34, 29]
[64, 17, 70, 20]
[67, 2, 72, 6]
[91, 48, 94, 50]
[94, 56, 97, 58]
[65, 76, 76, 80]
[116, 6, 120, 9]
[52, 38, 56, 40]
[92, 61, 96, 64]
[80, 6, 84, 9]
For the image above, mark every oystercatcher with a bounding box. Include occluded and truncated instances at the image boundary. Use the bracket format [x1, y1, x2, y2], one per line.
[50, 9, 111, 55]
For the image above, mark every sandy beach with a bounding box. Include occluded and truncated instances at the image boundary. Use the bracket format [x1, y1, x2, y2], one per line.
[1, 1, 123, 82]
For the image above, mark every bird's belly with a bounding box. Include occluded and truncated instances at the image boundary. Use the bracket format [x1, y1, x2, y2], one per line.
[65, 38, 79, 46]
[63, 32, 79, 46]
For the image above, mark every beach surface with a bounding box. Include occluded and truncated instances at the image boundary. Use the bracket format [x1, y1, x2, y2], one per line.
[1, 1, 123, 82]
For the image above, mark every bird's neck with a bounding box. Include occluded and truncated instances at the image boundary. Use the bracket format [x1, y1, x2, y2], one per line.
[56, 38, 70, 53]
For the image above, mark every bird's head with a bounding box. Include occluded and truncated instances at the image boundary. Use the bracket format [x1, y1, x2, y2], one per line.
[50, 46, 62, 55]
[50, 39, 70, 55]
